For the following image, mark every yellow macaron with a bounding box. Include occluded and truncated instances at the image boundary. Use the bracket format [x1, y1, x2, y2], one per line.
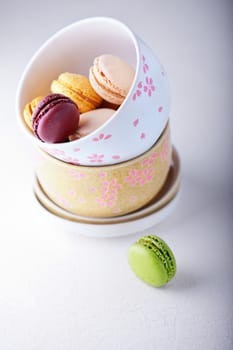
[51, 72, 103, 113]
[23, 96, 43, 130]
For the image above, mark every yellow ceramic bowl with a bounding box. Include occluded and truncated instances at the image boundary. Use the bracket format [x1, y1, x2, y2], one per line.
[35, 123, 171, 218]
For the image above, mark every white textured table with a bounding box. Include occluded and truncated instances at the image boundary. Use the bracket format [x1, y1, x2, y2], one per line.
[0, 1, 233, 349]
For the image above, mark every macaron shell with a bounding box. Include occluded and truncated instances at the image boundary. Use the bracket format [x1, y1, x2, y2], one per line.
[69, 108, 115, 140]
[89, 54, 135, 105]
[140, 235, 176, 281]
[36, 102, 79, 143]
[128, 242, 168, 287]
[32, 94, 80, 143]
[23, 96, 43, 130]
[51, 73, 103, 113]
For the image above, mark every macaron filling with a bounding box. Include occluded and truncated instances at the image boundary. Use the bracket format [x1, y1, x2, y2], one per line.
[89, 67, 125, 102]
[138, 236, 176, 281]
[55, 80, 101, 108]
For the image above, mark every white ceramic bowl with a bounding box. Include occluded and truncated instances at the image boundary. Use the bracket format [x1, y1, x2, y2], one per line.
[16, 17, 171, 166]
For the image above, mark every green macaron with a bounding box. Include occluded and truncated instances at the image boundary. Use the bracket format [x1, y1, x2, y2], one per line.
[128, 235, 176, 287]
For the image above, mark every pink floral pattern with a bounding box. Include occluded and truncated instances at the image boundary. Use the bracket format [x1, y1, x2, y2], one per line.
[77, 196, 86, 203]
[68, 169, 86, 179]
[133, 118, 139, 127]
[158, 106, 163, 113]
[53, 194, 71, 209]
[132, 55, 156, 101]
[112, 155, 121, 160]
[92, 133, 112, 142]
[129, 196, 137, 203]
[124, 168, 153, 186]
[125, 153, 158, 186]
[142, 55, 149, 73]
[143, 77, 156, 97]
[141, 152, 158, 166]
[160, 142, 170, 161]
[99, 172, 107, 178]
[132, 83, 143, 100]
[96, 179, 122, 208]
[88, 154, 104, 163]
[69, 189, 76, 197]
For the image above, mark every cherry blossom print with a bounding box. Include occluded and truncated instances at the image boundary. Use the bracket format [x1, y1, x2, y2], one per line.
[133, 118, 139, 127]
[54, 194, 71, 209]
[125, 168, 153, 186]
[73, 148, 80, 152]
[112, 208, 121, 214]
[99, 172, 107, 178]
[142, 55, 149, 74]
[140, 132, 146, 139]
[160, 142, 169, 161]
[88, 154, 104, 163]
[112, 155, 121, 160]
[96, 178, 122, 208]
[77, 196, 86, 203]
[125, 153, 158, 186]
[92, 133, 112, 142]
[141, 152, 158, 167]
[69, 189, 76, 197]
[158, 106, 163, 113]
[132, 77, 155, 101]
[132, 82, 143, 101]
[129, 195, 137, 203]
[143, 77, 155, 97]
[89, 186, 97, 192]
[68, 169, 86, 179]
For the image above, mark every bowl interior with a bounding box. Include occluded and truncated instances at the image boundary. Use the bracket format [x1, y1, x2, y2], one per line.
[17, 17, 138, 125]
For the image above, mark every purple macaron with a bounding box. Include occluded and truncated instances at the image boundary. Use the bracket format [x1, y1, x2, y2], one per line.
[32, 93, 80, 143]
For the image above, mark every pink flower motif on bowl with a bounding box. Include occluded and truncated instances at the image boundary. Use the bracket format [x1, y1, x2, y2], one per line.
[96, 178, 122, 208]
[88, 154, 104, 163]
[92, 133, 112, 142]
[125, 152, 158, 187]
[133, 118, 139, 127]
[132, 76, 155, 101]
[132, 82, 143, 101]
[160, 142, 169, 161]
[68, 169, 87, 179]
[158, 106, 163, 113]
[54, 194, 71, 209]
[142, 55, 149, 73]
[69, 189, 76, 197]
[124, 168, 153, 186]
[112, 155, 121, 160]
[143, 77, 155, 97]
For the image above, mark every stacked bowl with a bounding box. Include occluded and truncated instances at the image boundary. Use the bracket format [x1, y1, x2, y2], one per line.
[16, 17, 180, 227]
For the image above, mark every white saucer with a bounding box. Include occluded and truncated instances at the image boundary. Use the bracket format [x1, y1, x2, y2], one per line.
[33, 147, 181, 238]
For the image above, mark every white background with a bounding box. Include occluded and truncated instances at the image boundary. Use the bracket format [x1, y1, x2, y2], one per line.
[0, 0, 233, 349]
